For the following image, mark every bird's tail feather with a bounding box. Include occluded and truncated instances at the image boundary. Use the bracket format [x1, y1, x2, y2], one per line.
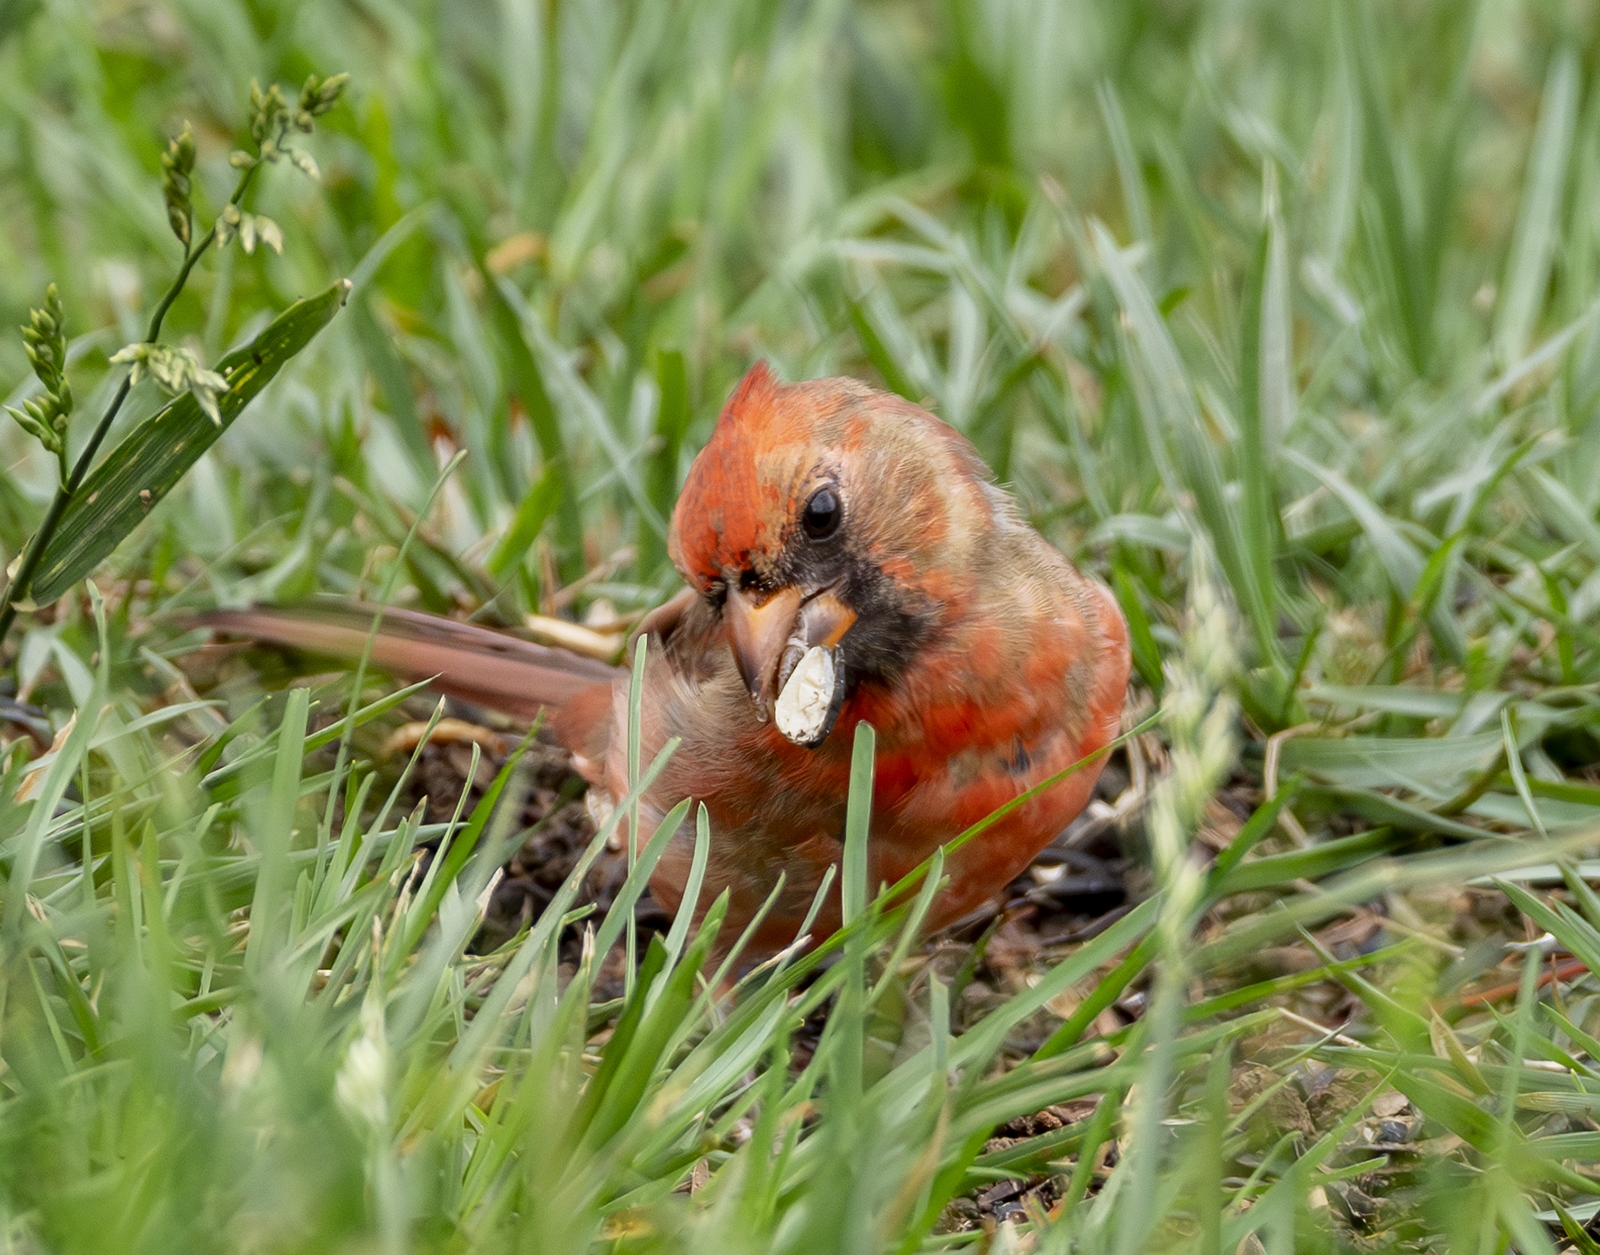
[195, 604, 621, 748]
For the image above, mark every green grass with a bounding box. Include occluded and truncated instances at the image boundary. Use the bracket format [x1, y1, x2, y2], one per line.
[3, 1, 1600, 1251]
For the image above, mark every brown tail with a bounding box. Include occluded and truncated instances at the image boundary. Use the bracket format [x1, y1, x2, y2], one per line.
[194, 605, 621, 751]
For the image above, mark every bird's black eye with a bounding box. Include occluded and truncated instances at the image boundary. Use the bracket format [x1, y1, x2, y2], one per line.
[801, 486, 841, 540]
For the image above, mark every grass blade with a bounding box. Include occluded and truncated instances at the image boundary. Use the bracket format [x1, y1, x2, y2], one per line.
[840, 721, 876, 927]
[28, 281, 351, 603]
[1496, 47, 1579, 366]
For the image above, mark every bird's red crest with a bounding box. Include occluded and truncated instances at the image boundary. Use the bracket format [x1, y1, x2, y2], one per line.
[721, 360, 781, 430]
[669, 361, 800, 588]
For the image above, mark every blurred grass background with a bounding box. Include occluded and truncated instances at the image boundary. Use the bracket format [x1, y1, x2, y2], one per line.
[2, 0, 1600, 1251]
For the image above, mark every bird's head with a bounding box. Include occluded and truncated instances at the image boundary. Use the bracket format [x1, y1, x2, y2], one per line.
[668, 363, 1002, 746]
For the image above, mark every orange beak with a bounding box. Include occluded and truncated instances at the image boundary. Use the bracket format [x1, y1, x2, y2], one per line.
[725, 585, 856, 715]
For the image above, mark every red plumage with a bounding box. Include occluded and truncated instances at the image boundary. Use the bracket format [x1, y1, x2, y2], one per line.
[202, 365, 1130, 957]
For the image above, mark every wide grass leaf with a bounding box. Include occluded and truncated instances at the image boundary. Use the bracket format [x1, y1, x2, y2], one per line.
[27, 280, 351, 604]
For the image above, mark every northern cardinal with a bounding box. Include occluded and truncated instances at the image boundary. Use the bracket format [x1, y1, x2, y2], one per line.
[202, 365, 1130, 955]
